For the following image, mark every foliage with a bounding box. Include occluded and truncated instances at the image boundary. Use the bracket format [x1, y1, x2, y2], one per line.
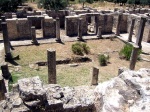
[72, 42, 90, 55]
[119, 44, 141, 60]
[0, 0, 26, 13]
[38, 0, 68, 10]
[98, 54, 109, 66]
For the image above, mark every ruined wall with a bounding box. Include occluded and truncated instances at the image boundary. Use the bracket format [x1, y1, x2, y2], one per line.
[143, 19, 150, 42]
[97, 13, 113, 34]
[46, 10, 68, 28]
[120, 13, 128, 33]
[65, 16, 78, 36]
[17, 18, 31, 39]
[27, 16, 44, 29]
[42, 17, 56, 38]
[74, 10, 88, 15]
[79, 14, 88, 35]
[6, 18, 18, 39]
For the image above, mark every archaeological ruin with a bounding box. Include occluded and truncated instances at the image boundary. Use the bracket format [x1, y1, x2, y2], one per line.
[0, 2, 150, 112]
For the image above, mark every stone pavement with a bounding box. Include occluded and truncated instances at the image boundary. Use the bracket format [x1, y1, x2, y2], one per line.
[118, 33, 150, 54]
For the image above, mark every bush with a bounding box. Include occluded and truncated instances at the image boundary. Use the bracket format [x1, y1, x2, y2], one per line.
[98, 54, 109, 66]
[82, 43, 90, 54]
[119, 44, 141, 60]
[72, 42, 90, 55]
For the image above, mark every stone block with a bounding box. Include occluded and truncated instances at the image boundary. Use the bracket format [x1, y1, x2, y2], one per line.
[6, 18, 18, 40]
[79, 14, 88, 35]
[46, 10, 68, 28]
[18, 76, 46, 101]
[120, 13, 129, 33]
[143, 19, 150, 42]
[43, 17, 56, 38]
[65, 16, 78, 36]
[17, 18, 31, 39]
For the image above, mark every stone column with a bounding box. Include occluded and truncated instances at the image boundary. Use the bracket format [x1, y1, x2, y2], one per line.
[1, 16, 6, 22]
[31, 26, 38, 45]
[128, 18, 135, 42]
[78, 18, 83, 41]
[1, 22, 11, 59]
[47, 49, 56, 84]
[135, 17, 147, 48]
[129, 45, 140, 70]
[0, 75, 7, 101]
[116, 13, 122, 36]
[91, 67, 99, 85]
[1, 64, 11, 80]
[97, 26, 102, 38]
[55, 17, 61, 42]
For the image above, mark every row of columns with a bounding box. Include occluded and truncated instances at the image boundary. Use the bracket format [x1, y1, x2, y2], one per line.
[128, 17, 147, 70]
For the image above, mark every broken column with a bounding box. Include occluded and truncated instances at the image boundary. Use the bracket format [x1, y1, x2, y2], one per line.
[47, 49, 56, 84]
[1, 22, 11, 59]
[129, 45, 140, 70]
[91, 67, 99, 85]
[128, 18, 135, 42]
[78, 18, 83, 41]
[31, 26, 38, 45]
[0, 75, 7, 101]
[55, 17, 61, 42]
[116, 13, 122, 36]
[135, 17, 147, 48]
[1, 64, 12, 80]
[97, 26, 102, 38]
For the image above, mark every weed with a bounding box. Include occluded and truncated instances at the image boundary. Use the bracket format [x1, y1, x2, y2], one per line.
[98, 54, 109, 66]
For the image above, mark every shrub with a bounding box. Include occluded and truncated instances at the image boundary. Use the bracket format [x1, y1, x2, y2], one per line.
[98, 54, 109, 66]
[82, 43, 90, 54]
[119, 44, 141, 60]
[72, 42, 90, 55]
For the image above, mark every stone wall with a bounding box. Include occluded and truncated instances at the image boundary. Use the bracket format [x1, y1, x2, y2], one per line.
[6, 18, 18, 39]
[27, 16, 44, 29]
[120, 13, 129, 33]
[46, 10, 68, 28]
[97, 13, 113, 34]
[65, 16, 78, 36]
[79, 14, 88, 35]
[143, 19, 150, 42]
[17, 18, 31, 39]
[42, 17, 56, 38]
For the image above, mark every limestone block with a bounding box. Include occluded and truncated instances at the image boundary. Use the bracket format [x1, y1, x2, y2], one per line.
[18, 76, 46, 101]
[17, 18, 31, 39]
[42, 17, 56, 38]
[6, 18, 18, 40]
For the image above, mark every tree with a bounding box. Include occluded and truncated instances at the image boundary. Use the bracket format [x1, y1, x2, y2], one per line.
[38, 0, 68, 10]
[0, 0, 26, 13]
